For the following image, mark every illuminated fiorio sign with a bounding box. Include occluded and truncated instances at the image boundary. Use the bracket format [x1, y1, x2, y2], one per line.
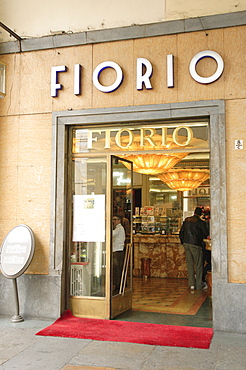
[72, 123, 209, 154]
[86, 126, 193, 150]
[51, 50, 224, 97]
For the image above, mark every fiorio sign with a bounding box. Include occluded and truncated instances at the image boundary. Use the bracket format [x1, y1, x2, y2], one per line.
[86, 126, 194, 150]
[51, 50, 224, 97]
[73, 123, 209, 153]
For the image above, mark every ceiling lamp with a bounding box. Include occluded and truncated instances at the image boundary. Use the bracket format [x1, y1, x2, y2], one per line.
[122, 152, 188, 175]
[116, 134, 188, 175]
[158, 168, 210, 191]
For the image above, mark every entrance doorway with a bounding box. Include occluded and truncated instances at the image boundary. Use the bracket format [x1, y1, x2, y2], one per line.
[65, 119, 211, 326]
[52, 101, 227, 330]
[115, 166, 211, 327]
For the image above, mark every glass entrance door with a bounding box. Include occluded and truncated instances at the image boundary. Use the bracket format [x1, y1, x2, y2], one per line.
[111, 156, 133, 318]
[69, 156, 108, 318]
[68, 155, 133, 319]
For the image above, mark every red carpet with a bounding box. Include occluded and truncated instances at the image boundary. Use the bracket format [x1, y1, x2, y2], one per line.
[36, 310, 213, 349]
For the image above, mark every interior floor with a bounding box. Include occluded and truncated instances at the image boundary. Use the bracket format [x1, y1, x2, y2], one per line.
[115, 277, 212, 328]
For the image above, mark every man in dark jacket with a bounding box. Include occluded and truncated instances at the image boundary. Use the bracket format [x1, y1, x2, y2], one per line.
[179, 207, 209, 292]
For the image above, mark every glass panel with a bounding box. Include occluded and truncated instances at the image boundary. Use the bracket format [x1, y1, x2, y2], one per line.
[182, 186, 210, 219]
[112, 157, 132, 296]
[70, 157, 107, 297]
[72, 122, 209, 154]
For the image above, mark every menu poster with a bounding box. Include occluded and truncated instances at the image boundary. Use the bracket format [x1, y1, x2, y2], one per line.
[0, 225, 35, 279]
[73, 194, 105, 242]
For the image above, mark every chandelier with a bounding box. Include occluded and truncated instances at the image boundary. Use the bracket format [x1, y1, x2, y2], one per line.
[158, 168, 210, 191]
[122, 152, 188, 175]
[116, 134, 188, 175]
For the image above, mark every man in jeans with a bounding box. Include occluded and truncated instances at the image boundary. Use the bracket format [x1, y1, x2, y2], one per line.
[179, 207, 209, 292]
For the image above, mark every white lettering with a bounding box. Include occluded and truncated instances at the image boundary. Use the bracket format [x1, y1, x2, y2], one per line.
[74, 64, 81, 95]
[51, 65, 67, 97]
[136, 58, 153, 90]
[189, 50, 224, 84]
[6, 244, 27, 254]
[92, 61, 123, 92]
[167, 54, 174, 88]
[3, 255, 25, 265]
[51, 50, 225, 96]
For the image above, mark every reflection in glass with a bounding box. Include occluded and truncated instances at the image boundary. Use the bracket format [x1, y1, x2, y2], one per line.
[112, 157, 132, 296]
[70, 158, 107, 297]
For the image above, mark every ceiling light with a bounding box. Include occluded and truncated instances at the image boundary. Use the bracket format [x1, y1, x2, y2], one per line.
[158, 168, 210, 191]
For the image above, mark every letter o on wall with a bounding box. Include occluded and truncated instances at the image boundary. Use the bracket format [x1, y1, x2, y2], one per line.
[93, 61, 123, 92]
[189, 50, 224, 84]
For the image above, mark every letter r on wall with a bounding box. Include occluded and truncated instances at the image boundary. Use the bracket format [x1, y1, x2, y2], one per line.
[136, 58, 153, 90]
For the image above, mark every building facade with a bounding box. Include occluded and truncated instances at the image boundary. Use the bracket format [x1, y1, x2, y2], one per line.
[0, 3, 246, 333]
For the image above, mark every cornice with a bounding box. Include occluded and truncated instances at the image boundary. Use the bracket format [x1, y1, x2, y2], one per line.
[0, 10, 245, 55]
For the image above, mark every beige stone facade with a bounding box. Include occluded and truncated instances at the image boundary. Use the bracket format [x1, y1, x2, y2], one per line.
[0, 7, 246, 333]
[1, 25, 246, 282]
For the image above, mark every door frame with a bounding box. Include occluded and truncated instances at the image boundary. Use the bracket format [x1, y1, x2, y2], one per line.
[111, 155, 133, 318]
[51, 101, 227, 327]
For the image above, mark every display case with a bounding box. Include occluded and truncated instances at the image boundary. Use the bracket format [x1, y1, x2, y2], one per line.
[132, 215, 182, 235]
[133, 215, 171, 234]
[166, 209, 183, 234]
[169, 218, 182, 234]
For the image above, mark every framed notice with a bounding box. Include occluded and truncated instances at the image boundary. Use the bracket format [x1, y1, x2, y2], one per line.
[73, 194, 105, 242]
[0, 225, 35, 279]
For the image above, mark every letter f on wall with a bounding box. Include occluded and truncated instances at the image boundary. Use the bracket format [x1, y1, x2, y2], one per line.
[51, 65, 67, 97]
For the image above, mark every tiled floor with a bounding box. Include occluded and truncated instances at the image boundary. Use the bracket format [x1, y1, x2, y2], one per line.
[116, 277, 212, 328]
[132, 277, 207, 315]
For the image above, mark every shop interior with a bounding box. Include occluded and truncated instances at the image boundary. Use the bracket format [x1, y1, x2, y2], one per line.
[112, 151, 211, 326]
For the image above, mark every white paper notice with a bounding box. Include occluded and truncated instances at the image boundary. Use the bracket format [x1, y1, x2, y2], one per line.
[73, 194, 105, 242]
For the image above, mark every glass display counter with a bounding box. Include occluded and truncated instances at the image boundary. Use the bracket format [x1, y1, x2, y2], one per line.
[132, 215, 181, 235]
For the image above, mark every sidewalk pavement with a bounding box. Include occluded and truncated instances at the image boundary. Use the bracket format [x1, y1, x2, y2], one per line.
[0, 316, 246, 370]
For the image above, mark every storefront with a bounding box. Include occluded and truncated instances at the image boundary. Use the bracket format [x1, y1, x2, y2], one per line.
[0, 11, 246, 333]
[52, 101, 224, 321]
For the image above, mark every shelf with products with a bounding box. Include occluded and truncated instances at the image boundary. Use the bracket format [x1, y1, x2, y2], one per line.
[169, 218, 182, 234]
[132, 215, 182, 235]
[132, 215, 169, 235]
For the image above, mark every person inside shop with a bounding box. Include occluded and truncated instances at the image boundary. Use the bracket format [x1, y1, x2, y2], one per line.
[112, 214, 125, 294]
[121, 215, 130, 245]
[179, 207, 209, 293]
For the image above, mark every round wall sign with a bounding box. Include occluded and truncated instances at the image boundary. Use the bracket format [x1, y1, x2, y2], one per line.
[0, 225, 35, 279]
